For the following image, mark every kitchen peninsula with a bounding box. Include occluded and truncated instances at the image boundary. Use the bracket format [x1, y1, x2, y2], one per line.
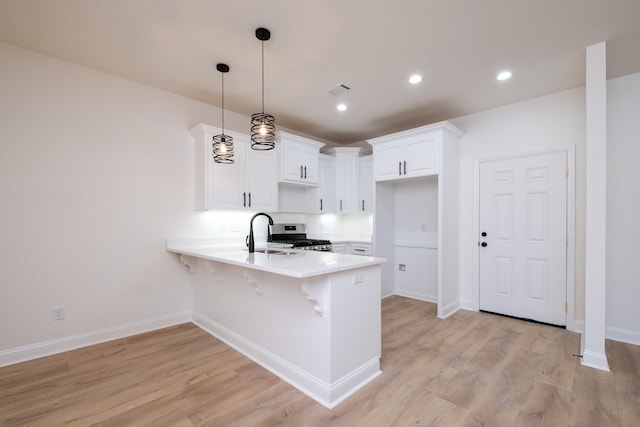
[167, 239, 386, 408]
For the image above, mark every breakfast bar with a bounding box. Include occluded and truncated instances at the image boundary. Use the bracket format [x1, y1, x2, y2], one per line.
[167, 240, 386, 408]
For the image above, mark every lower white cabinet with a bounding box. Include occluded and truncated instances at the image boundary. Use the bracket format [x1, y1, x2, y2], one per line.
[331, 243, 347, 254]
[331, 242, 372, 255]
[190, 124, 278, 211]
[350, 243, 372, 256]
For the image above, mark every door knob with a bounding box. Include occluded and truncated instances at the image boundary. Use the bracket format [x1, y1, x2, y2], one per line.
[481, 242, 488, 247]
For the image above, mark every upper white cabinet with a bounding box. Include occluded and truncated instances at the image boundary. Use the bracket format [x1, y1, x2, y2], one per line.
[306, 154, 336, 213]
[190, 124, 278, 211]
[327, 147, 361, 213]
[278, 132, 324, 185]
[368, 127, 444, 181]
[359, 155, 373, 213]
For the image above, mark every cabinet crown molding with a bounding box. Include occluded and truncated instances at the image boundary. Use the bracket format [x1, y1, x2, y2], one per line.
[323, 147, 364, 156]
[277, 131, 326, 150]
[366, 120, 464, 146]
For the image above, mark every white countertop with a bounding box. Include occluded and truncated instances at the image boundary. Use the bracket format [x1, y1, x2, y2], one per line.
[167, 240, 386, 279]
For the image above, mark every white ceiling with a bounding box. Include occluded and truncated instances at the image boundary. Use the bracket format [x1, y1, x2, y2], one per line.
[1, 0, 639, 144]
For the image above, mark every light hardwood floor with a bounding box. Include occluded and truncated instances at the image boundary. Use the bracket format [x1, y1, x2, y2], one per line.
[1, 296, 639, 426]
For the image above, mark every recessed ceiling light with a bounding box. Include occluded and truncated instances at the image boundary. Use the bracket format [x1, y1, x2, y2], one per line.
[409, 74, 422, 84]
[337, 103, 347, 111]
[496, 71, 512, 81]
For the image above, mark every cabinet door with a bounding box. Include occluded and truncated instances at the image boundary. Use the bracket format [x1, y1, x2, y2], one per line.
[318, 156, 336, 212]
[210, 143, 247, 210]
[335, 152, 359, 213]
[350, 243, 372, 255]
[359, 156, 373, 212]
[331, 243, 347, 253]
[246, 148, 278, 211]
[279, 139, 321, 185]
[281, 141, 306, 183]
[305, 155, 335, 213]
[404, 133, 440, 177]
[302, 148, 319, 184]
[372, 141, 403, 181]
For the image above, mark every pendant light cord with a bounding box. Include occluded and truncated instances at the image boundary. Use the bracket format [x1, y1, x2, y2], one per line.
[261, 40, 265, 114]
[221, 71, 225, 133]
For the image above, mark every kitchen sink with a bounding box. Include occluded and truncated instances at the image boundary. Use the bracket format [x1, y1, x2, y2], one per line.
[253, 248, 297, 255]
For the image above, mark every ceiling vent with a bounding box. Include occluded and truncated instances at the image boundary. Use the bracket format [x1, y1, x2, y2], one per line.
[327, 84, 351, 96]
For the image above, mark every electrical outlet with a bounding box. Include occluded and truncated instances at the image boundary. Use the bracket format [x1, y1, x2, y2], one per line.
[399, 264, 406, 271]
[352, 272, 364, 284]
[52, 306, 65, 321]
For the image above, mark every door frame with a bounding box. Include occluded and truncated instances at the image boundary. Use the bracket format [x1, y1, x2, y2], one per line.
[473, 146, 576, 330]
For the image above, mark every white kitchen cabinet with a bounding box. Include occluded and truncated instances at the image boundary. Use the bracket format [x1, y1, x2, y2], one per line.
[359, 155, 373, 213]
[370, 121, 463, 317]
[331, 243, 347, 253]
[368, 129, 440, 181]
[190, 124, 277, 211]
[326, 147, 361, 213]
[278, 132, 324, 185]
[306, 154, 336, 213]
[350, 243, 372, 256]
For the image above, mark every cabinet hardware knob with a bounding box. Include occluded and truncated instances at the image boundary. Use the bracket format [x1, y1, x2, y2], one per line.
[398, 161, 402, 175]
[243, 192, 247, 207]
[304, 166, 307, 179]
[248, 192, 251, 207]
[404, 160, 407, 175]
[481, 232, 487, 237]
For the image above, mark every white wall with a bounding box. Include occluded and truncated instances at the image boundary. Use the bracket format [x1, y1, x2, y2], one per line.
[606, 72, 640, 344]
[0, 42, 267, 360]
[450, 88, 587, 323]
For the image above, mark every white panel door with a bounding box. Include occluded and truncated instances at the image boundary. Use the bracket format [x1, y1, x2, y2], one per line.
[479, 151, 567, 326]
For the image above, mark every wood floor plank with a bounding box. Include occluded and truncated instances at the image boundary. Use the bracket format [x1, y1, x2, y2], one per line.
[1, 296, 639, 426]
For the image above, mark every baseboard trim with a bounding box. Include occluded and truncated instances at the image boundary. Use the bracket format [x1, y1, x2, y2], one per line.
[393, 290, 437, 304]
[606, 326, 640, 346]
[459, 298, 477, 311]
[438, 299, 461, 318]
[0, 311, 192, 368]
[581, 349, 610, 371]
[193, 311, 381, 409]
[573, 320, 585, 334]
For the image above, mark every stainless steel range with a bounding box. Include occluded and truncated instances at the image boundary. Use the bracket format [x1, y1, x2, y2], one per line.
[269, 223, 332, 252]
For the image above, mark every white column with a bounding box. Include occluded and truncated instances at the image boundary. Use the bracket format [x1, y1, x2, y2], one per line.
[582, 42, 610, 371]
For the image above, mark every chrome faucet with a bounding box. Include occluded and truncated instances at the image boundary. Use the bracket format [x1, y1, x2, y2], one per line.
[247, 212, 274, 253]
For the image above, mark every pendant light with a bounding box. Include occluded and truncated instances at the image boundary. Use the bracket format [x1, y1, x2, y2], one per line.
[250, 27, 276, 150]
[213, 63, 234, 164]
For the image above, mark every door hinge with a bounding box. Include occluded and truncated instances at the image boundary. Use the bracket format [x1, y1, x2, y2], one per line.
[565, 302, 568, 313]
[565, 166, 569, 177]
[565, 234, 569, 246]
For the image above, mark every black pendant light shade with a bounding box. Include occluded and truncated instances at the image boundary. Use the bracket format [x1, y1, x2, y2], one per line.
[251, 27, 276, 150]
[213, 63, 234, 164]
